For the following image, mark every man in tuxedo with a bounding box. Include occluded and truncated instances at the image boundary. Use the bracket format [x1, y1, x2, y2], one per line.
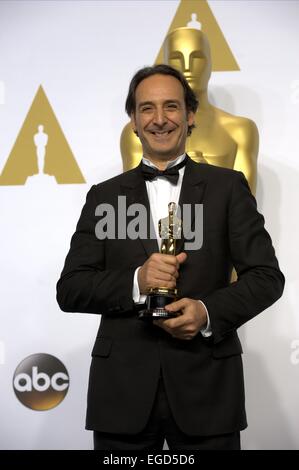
[56, 64, 284, 450]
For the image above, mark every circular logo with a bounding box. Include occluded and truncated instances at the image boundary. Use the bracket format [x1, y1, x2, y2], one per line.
[13, 353, 70, 411]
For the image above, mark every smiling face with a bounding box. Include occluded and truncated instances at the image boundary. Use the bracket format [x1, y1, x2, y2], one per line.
[131, 74, 195, 165]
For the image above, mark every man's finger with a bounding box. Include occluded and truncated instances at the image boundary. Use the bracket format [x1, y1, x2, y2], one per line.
[176, 252, 187, 265]
[154, 310, 187, 329]
[165, 298, 188, 312]
[156, 254, 179, 266]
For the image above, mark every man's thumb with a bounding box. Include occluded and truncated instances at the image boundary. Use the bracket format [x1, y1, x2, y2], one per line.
[176, 252, 187, 265]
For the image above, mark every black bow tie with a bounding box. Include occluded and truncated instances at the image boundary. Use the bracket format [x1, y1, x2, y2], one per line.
[141, 157, 187, 185]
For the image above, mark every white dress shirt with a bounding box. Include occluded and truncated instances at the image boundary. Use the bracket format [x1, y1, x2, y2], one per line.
[132, 153, 212, 337]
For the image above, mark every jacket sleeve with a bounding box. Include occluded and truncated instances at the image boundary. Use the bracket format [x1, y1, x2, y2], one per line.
[56, 185, 136, 315]
[201, 171, 285, 344]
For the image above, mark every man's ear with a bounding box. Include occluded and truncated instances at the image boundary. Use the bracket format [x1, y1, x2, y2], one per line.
[130, 113, 138, 136]
[187, 111, 195, 128]
[130, 112, 136, 131]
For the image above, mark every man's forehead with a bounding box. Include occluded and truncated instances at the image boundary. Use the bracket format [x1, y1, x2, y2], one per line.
[135, 74, 184, 102]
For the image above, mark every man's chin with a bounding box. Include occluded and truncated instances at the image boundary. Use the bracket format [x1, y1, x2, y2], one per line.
[144, 144, 183, 160]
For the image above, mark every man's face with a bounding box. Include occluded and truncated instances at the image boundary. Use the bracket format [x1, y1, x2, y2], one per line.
[131, 74, 194, 162]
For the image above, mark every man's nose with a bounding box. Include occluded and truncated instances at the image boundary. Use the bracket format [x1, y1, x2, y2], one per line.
[153, 108, 167, 126]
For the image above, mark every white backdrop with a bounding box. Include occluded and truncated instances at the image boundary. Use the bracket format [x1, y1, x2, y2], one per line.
[0, 0, 298, 450]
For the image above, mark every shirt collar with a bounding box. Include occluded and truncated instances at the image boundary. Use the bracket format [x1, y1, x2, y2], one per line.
[142, 153, 186, 170]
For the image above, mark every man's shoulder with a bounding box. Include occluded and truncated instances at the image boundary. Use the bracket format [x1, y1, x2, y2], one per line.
[188, 160, 249, 197]
[192, 160, 243, 181]
[93, 166, 140, 191]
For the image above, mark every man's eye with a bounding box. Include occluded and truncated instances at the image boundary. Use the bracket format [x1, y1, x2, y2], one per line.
[166, 104, 178, 109]
[141, 107, 152, 112]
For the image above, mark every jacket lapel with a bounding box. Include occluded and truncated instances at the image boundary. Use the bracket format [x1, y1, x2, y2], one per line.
[176, 157, 206, 254]
[120, 164, 159, 257]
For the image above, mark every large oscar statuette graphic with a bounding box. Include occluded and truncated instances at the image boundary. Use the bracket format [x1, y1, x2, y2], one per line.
[139, 202, 182, 320]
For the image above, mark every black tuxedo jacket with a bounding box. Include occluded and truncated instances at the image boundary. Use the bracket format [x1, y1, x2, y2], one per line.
[57, 157, 284, 436]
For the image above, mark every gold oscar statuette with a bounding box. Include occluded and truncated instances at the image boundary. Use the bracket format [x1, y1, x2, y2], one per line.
[139, 202, 182, 320]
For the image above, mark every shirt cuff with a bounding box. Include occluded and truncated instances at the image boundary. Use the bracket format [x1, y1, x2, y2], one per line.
[133, 267, 147, 304]
[198, 300, 212, 337]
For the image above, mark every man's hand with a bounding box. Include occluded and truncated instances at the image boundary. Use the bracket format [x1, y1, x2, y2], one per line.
[138, 252, 187, 295]
[153, 298, 208, 340]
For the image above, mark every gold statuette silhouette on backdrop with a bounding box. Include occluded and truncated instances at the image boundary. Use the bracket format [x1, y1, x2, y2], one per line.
[120, 27, 258, 194]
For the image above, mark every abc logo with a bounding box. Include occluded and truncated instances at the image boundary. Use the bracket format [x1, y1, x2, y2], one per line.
[13, 353, 69, 411]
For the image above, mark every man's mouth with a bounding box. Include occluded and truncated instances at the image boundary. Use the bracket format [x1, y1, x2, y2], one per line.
[149, 130, 174, 137]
